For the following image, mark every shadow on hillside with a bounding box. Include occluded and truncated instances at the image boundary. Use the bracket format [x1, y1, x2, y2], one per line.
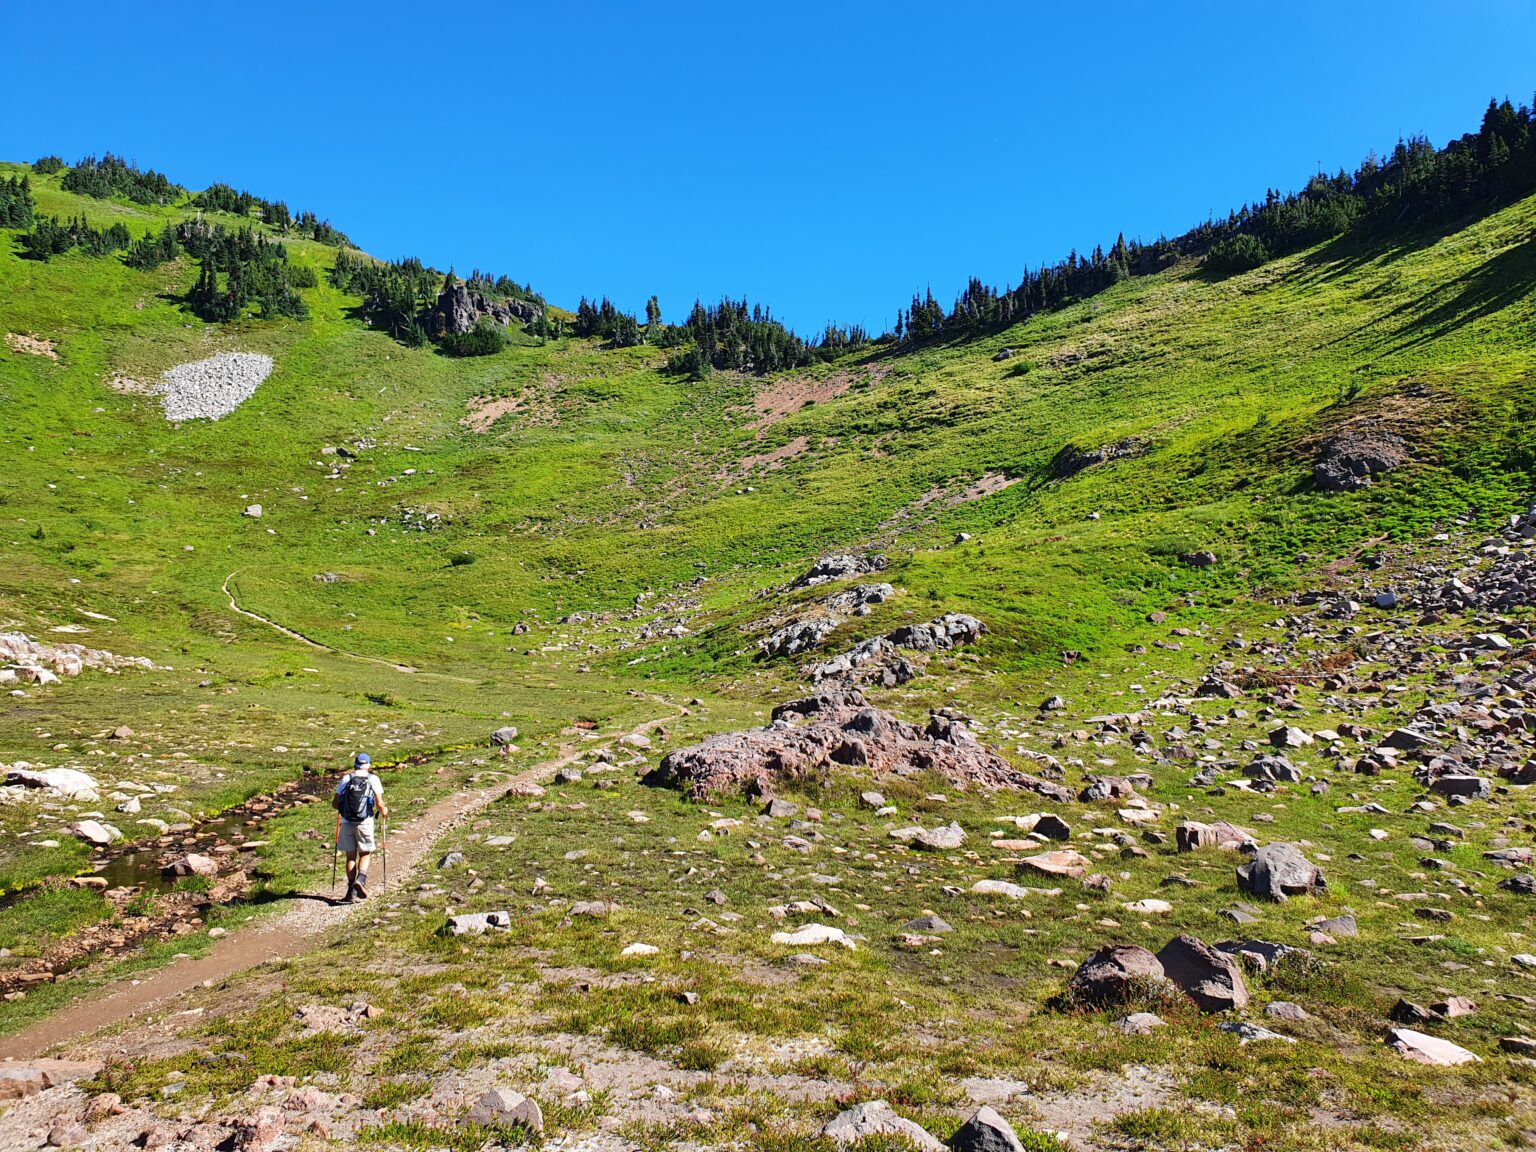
[1298, 203, 1510, 285]
[1378, 234, 1536, 353]
[1309, 230, 1535, 357]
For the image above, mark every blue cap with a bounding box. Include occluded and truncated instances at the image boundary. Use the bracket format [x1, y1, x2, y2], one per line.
[354, 752, 371, 767]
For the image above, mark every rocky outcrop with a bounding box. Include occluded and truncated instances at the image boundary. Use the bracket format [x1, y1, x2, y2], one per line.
[793, 553, 887, 588]
[650, 690, 1063, 800]
[430, 282, 539, 337]
[1051, 437, 1146, 479]
[1314, 427, 1411, 492]
[0, 632, 153, 680]
[810, 613, 986, 685]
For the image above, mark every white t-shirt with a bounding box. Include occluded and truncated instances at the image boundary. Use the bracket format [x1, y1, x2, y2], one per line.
[336, 771, 385, 821]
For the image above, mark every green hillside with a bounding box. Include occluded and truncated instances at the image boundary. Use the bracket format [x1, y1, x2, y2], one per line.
[1, 131, 1535, 1150]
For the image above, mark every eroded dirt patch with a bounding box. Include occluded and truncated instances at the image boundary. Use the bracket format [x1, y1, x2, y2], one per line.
[6, 332, 58, 361]
[875, 470, 1023, 538]
[747, 366, 886, 432]
[729, 435, 811, 478]
[462, 374, 567, 433]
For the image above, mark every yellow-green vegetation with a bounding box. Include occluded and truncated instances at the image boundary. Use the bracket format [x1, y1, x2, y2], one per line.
[2, 157, 1535, 1149]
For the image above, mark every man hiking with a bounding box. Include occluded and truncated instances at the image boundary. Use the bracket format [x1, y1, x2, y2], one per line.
[333, 752, 387, 902]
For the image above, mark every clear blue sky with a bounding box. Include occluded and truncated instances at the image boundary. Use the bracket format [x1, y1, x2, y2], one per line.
[4, 1, 1532, 334]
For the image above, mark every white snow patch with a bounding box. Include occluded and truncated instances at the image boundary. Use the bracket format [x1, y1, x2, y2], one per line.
[157, 352, 274, 421]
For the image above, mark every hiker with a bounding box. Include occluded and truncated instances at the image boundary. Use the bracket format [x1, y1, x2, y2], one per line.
[334, 752, 387, 902]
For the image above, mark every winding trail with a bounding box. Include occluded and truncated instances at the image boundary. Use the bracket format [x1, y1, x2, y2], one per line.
[222, 571, 477, 683]
[0, 709, 679, 1060]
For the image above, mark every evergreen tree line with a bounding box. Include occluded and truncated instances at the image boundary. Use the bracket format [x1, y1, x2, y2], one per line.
[190, 183, 353, 246]
[572, 297, 641, 346]
[331, 251, 548, 352]
[19, 214, 131, 260]
[0, 175, 34, 228]
[183, 223, 308, 322]
[892, 96, 1536, 345]
[59, 153, 179, 206]
[32, 155, 64, 175]
[570, 293, 869, 376]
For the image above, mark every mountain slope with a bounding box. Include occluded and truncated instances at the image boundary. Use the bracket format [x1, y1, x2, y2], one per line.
[1, 156, 1535, 1149]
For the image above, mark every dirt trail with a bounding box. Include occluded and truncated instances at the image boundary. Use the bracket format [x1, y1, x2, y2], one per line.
[0, 711, 678, 1060]
[222, 571, 476, 683]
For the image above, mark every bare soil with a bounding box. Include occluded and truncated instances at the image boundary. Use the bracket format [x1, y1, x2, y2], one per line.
[5, 333, 58, 361]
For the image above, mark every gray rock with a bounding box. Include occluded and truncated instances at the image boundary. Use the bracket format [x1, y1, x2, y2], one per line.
[820, 1101, 944, 1151]
[949, 1105, 1025, 1152]
[1265, 1001, 1309, 1021]
[901, 915, 953, 935]
[1116, 1011, 1167, 1035]
[491, 725, 519, 747]
[794, 554, 888, 588]
[1313, 914, 1357, 937]
[443, 911, 511, 936]
[1219, 1021, 1296, 1044]
[914, 822, 966, 851]
[468, 1087, 544, 1131]
[1430, 775, 1491, 800]
[1236, 843, 1326, 902]
[1314, 427, 1409, 492]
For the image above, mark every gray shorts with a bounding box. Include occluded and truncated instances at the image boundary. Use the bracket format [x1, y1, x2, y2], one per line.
[338, 818, 376, 854]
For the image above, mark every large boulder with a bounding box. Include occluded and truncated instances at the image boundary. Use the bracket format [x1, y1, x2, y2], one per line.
[431, 282, 539, 336]
[1156, 933, 1248, 1013]
[1068, 944, 1166, 1005]
[650, 691, 1055, 799]
[1236, 843, 1326, 901]
[820, 1101, 944, 1151]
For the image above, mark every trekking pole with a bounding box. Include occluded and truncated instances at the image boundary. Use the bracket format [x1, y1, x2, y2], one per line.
[331, 813, 340, 894]
[380, 816, 388, 893]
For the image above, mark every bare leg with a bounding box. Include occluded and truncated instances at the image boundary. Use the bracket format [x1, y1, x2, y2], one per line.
[354, 851, 373, 897]
[344, 851, 360, 898]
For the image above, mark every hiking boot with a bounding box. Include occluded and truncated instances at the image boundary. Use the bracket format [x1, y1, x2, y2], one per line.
[354, 877, 368, 900]
[341, 882, 356, 904]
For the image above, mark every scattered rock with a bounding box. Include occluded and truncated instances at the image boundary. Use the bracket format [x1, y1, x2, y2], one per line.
[443, 911, 511, 936]
[949, 1105, 1027, 1152]
[820, 1101, 944, 1152]
[1157, 933, 1248, 1013]
[1068, 944, 1166, 1005]
[1236, 843, 1326, 901]
[1387, 1027, 1481, 1066]
[469, 1087, 544, 1132]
